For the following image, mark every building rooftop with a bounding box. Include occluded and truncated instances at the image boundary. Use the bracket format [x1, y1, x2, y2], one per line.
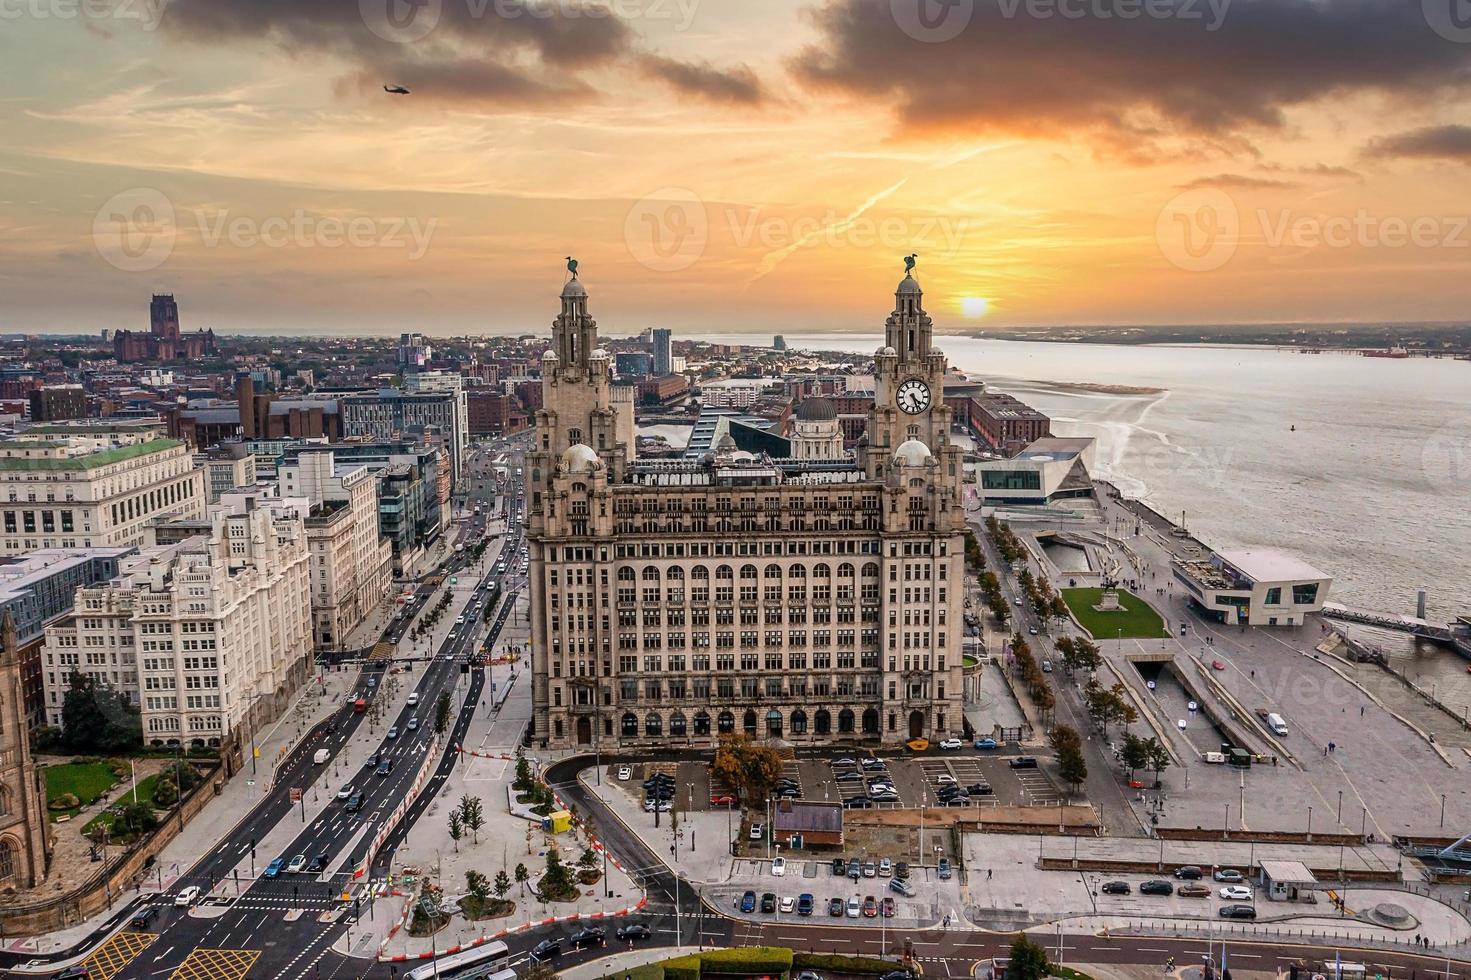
[0, 437, 185, 471]
[1215, 548, 1329, 584]
[773, 800, 843, 835]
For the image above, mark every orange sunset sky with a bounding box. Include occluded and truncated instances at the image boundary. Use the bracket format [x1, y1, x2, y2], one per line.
[2, 0, 1471, 335]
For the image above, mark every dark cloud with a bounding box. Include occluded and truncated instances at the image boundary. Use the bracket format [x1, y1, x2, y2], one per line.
[1178, 173, 1294, 190]
[791, 0, 1471, 150]
[638, 55, 767, 105]
[1364, 124, 1471, 163]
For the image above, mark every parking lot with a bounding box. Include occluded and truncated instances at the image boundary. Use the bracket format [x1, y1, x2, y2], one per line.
[710, 858, 952, 927]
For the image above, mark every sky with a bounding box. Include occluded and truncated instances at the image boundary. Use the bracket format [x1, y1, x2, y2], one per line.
[2, 0, 1471, 336]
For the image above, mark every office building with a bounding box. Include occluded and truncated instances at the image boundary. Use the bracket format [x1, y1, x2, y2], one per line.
[651, 328, 673, 377]
[28, 387, 88, 423]
[340, 387, 465, 485]
[197, 444, 258, 504]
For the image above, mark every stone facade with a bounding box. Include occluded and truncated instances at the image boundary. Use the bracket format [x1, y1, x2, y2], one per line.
[529, 271, 966, 751]
[0, 612, 48, 890]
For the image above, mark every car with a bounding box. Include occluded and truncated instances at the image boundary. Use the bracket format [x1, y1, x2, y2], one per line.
[861, 758, 888, 770]
[1173, 865, 1203, 880]
[829, 896, 845, 917]
[386, 726, 399, 740]
[376, 761, 392, 776]
[760, 892, 777, 914]
[1178, 883, 1211, 898]
[832, 858, 847, 876]
[795, 892, 815, 916]
[710, 792, 738, 807]
[336, 784, 355, 800]
[616, 923, 652, 941]
[740, 890, 757, 913]
[129, 906, 159, 929]
[531, 938, 562, 960]
[889, 876, 916, 898]
[643, 775, 674, 791]
[862, 895, 878, 917]
[53, 969, 92, 980]
[1140, 880, 1174, 896]
[642, 798, 672, 813]
[570, 927, 605, 949]
[881, 896, 897, 918]
[263, 858, 286, 878]
[406, 717, 419, 731]
[966, 782, 993, 796]
[286, 854, 308, 874]
[834, 757, 857, 767]
[974, 737, 999, 750]
[938, 858, 952, 880]
[363, 752, 380, 769]
[1014, 597, 1023, 606]
[1041, 659, 1053, 672]
[779, 896, 795, 913]
[1213, 869, 1245, 882]
[797, 972, 824, 980]
[1101, 881, 1131, 895]
[848, 858, 862, 879]
[1220, 885, 1253, 900]
[869, 792, 901, 804]
[879, 857, 892, 877]
[1028, 626, 1039, 636]
[834, 770, 864, 782]
[906, 738, 930, 752]
[879, 972, 916, 980]
[750, 823, 765, 841]
[939, 737, 964, 750]
[175, 885, 201, 906]
[846, 895, 861, 917]
[345, 791, 365, 812]
[844, 797, 874, 809]
[935, 773, 958, 785]
[777, 786, 801, 799]
[1219, 904, 1257, 919]
[617, 765, 632, 780]
[943, 795, 971, 807]
[895, 861, 910, 879]
[772, 857, 786, 877]
[862, 861, 876, 878]
[1009, 756, 1039, 769]
[1212, 660, 1227, 670]
[406, 692, 419, 707]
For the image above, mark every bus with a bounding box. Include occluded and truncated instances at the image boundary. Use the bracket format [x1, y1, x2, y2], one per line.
[353, 698, 367, 714]
[403, 941, 510, 980]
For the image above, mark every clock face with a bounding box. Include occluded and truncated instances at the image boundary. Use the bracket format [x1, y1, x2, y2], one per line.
[897, 378, 932, 415]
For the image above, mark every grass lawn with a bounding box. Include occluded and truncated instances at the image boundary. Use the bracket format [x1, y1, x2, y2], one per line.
[42, 762, 120, 819]
[1061, 587, 1168, 639]
[599, 966, 664, 980]
[82, 772, 163, 837]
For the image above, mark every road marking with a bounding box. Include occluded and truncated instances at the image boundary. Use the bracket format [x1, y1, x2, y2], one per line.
[169, 947, 260, 980]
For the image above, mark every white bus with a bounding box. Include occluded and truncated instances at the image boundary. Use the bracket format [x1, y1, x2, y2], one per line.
[403, 941, 511, 980]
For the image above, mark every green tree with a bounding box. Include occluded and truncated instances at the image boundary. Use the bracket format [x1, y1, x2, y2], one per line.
[1050, 725, 1088, 795]
[460, 795, 485, 844]
[541, 845, 574, 897]
[1120, 731, 1150, 780]
[435, 691, 452, 735]
[514, 754, 533, 792]
[466, 869, 491, 907]
[579, 845, 598, 871]
[514, 862, 530, 896]
[493, 869, 512, 903]
[60, 672, 141, 752]
[114, 801, 157, 838]
[711, 734, 783, 805]
[1008, 933, 1051, 980]
[152, 774, 179, 807]
[448, 810, 464, 852]
[1145, 737, 1172, 785]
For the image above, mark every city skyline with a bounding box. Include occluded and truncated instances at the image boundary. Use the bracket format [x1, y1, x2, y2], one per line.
[5, 1, 1471, 335]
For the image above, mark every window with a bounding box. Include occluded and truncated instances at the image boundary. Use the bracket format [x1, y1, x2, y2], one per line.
[621, 713, 637, 736]
[1264, 586, 1282, 605]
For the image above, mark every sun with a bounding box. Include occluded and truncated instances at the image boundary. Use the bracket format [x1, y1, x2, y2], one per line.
[961, 296, 991, 318]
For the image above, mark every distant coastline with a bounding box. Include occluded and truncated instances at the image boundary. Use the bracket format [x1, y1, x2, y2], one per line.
[963, 320, 1471, 354]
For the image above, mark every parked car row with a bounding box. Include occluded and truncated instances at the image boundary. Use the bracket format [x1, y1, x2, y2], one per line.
[737, 890, 903, 918]
[1099, 876, 1255, 913]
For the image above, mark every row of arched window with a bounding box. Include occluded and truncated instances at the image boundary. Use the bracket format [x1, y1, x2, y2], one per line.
[617, 563, 881, 582]
[618, 706, 881, 738]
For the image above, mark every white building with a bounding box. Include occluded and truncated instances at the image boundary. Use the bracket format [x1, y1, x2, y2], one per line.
[0, 434, 204, 554]
[1172, 548, 1331, 627]
[404, 371, 469, 482]
[699, 383, 764, 408]
[279, 451, 393, 651]
[39, 506, 312, 748]
[974, 437, 1097, 505]
[197, 446, 257, 504]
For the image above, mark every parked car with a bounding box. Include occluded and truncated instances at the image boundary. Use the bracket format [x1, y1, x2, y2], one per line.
[966, 782, 993, 796]
[862, 861, 876, 878]
[1220, 885, 1253, 901]
[834, 757, 857, 767]
[861, 758, 887, 770]
[570, 927, 605, 949]
[1178, 883, 1211, 898]
[710, 792, 738, 807]
[616, 766, 632, 781]
[870, 793, 900, 804]
[939, 737, 964, 750]
[1009, 756, 1039, 769]
[862, 895, 878, 917]
[847, 858, 862, 879]
[772, 857, 786, 877]
[778, 896, 795, 913]
[1101, 880, 1131, 895]
[777, 785, 802, 799]
[881, 896, 896, 917]
[846, 895, 861, 917]
[889, 877, 916, 898]
[829, 896, 845, 917]
[938, 858, 952, 880]
[1213, 869, 1245, 882]
[879, 857, 892, 877]
[1140, 880, 1174, 896]
[739, 891, 757, 913]
[844, 797, 874, 809]
[263, 858, 286, 878]
[1219, 904, 1257, 920]
[531, 939, 561, 961]
[935, 773, 958, 785]
[616, 923, 651, 941]
[835, 770, 864, 782]
[974, 737, 999, 750]
[286, 854, 308, 874]
[879, 972, 916, 980]
[760, 892, 777, 914]
[797, 893, 814, 916]
[831, 858, 847, 876]
[750, 823, 764, 841]
[174, 885, 201, 906]
[53, 969, 92, 980]
[895, 862, 910, 879]
[1174, 865, 1204, 880]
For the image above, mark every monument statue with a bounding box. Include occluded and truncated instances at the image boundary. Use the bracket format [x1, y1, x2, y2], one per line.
[565, 256, 579, 278]
[904, 253, 917, 275]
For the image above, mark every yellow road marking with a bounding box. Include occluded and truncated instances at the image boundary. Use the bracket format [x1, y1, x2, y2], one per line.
[169, 947, 261, 980]
[80, 931, 157, 980]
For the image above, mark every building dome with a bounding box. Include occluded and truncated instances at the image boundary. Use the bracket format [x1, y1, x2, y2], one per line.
[893, 439, 932, 467]
[561, 443, 599, 473]
[541, 349, 560, 363]
[896, 275, 922, 295]
[878, 345, 897, 357]
[794, 397, 836, 422]
[589, 348, 610, 362]
[561, 278, 587, 299]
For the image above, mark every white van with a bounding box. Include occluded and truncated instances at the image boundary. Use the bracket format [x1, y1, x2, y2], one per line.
[406, 692, 419, 707]
[1266, 712, 1289, 736]
[313, 748, 330, 765]
[1203, 751, 1227, 764]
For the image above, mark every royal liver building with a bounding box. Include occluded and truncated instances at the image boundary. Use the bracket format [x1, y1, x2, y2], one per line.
[528, 267, 966, 750]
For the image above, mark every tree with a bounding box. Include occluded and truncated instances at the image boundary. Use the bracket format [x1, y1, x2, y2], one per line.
[579, 845, 598, 871]
[435, 691, 452, 736]
[460, 795, 485, 844]
[465, 869, 491, 907]
[448, 810, 464, 852]
[1008, 933, 1051, 980]
[493, 869, 512, 903]
[60, 671, 141, 752]
[711, 734, 783, 805]
[541, 845, 574, 898]
[1146, 737, 1172, 786]
[1120, 731, 1151, 780]
[152, 774, 179, 807]
[1050, 725, 1088, 794]
[514, 755, 533, 792]
[514, 862, 530, 896]
[114, 801, 157, 838]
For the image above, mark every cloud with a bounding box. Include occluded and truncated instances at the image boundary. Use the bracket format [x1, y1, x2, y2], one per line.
[790, 0, 1471, 153]
[638, 55, 767, 105]
[1364, 124, 1471, 163]
[1178, 173, 1295, 190]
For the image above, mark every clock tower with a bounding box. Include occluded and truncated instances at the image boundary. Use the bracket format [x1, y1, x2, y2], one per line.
[862, 268, 957, 489]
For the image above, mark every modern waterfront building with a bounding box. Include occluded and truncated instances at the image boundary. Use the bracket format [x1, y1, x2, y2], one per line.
[528, 269, 966, 751]
[39, 506, 312, 749]
[1172, 548, 1332, 626]
[974, 437, 1097, 505]
[0, 433, 204, 555]
[0, 548, 135, 728]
